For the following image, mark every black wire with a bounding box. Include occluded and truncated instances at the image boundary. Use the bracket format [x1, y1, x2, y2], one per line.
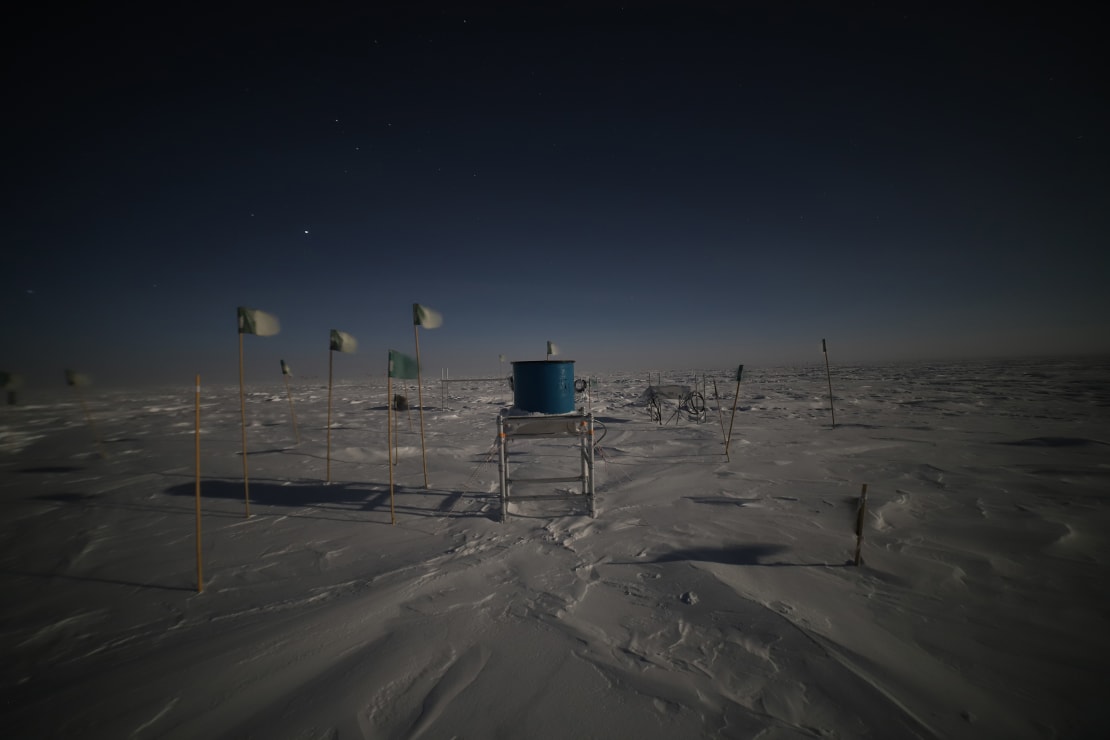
[684, 391, 706, 414]
[593, 418, 607, 448]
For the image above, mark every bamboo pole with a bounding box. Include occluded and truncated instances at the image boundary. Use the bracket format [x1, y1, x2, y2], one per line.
[406, 380, 414, 432]
[725, 365, 743, 458]
[327, 348, 334, 483]
[393, 391, 400, 466]
[238, 332, 250, 517]
[414, 324, 430, 489]
[387, 370, 396, 524]
[195, 374, 203, 592]
[713, 379, 729, 462]
[823, 338, 836, 428]
[854, 483, 868, 566]
[283, 372, 300, 445]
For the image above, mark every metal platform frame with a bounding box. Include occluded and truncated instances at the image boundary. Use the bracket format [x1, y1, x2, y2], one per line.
[497, 412, 596, 522]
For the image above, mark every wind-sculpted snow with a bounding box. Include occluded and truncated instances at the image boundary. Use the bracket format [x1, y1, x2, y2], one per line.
[1, 359, 1108, 738]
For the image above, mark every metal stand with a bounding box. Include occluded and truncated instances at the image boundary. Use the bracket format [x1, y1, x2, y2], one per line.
[497, 413, 596, 522]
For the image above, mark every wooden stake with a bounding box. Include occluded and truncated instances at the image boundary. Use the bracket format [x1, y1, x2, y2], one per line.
[823, 338, 836, 428]
[854, 483, 868, 566]
[713, 379, 729, 462]
[725, 365, 743, 458]
[392, 390, 400, 466]
[238, 332, 250, 517]
[327, 348, 333, 483]
[195, 374, 203, 593]
[414, 324, 430, 489]
[283, 373, 300, 445]
[406, 380, 414, 432]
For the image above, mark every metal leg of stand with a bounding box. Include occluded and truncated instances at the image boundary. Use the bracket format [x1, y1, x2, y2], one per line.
[497, 415, 508, 523]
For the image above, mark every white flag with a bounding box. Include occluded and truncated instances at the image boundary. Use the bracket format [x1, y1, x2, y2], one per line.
[238, 306, 280, 336]
[330, 329, 358, 353]
[413, 303, 443, 329]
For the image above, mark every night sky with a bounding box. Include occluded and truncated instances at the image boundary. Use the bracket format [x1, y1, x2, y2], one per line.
[5, 3, 1107, 387]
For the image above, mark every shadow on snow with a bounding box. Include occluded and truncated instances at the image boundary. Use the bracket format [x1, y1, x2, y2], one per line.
[615, 544, 850, 568]
[163, 478, 498, 521]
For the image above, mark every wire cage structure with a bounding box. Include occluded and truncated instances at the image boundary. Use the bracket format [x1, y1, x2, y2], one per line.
[642, 384, 707, 425]
[497, 412, 596, 522]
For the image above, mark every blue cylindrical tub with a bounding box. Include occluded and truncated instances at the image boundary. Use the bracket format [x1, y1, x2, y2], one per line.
[512, 360, 576, 414]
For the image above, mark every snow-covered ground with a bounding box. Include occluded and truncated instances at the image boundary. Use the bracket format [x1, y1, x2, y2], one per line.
[2, 358, 1109, 738]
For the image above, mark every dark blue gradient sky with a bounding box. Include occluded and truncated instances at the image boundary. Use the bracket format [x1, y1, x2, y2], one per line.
[5, 3, 1107, 387]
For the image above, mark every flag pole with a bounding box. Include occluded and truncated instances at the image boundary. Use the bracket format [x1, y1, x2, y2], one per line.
[195, 374, 203, 593]
[238, 331, 250, 517]
[823, 338, 836, 428]
[393, 392, 400, 466]
[387, 362, 396, 524]
[327, 347, 334, 482]
[406, 380, 414, 432]
[283, 370, 299, 445]
[236, 306, 278, 517]
[414, 323, 430, 489]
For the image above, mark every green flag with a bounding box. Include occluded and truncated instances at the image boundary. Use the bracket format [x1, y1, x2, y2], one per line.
[388, 349, 419, 379]
[281, 359, 292, 376]
[736, 364, 744, 382]
[238, 306, 280, 336]
[330, 329, 357, 353]
[413, 303, 443, 328]
[547, 341, 559, 356]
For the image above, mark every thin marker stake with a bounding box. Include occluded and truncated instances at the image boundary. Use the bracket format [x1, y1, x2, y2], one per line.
[195, 375, 203, 592]
[238, 332, 250, 517]
[823, 338, 836, 428]
[725, 365, 743, 458]
[713, 379, 729, 461]
[327, 348, 334, 482]
[854, 483, 868, 566]
[283, 365, 299, 445]
[414, 323, 430, 489]
[386, 363, 396, 524]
